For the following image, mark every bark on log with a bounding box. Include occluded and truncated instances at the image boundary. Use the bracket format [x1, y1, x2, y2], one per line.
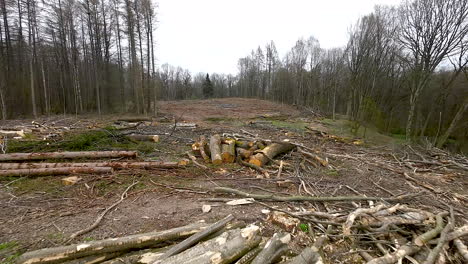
[221, 140, 236, 163]
[0, 161, 180, 170]
[249, 143, 295, 167]
[127, 134, 159, 142]
[158, 214, 234, 260]
[199, 136, 211, 162]
[235, 141, 254, 149]
[159, 225, 261, 264]
[16, 222, 208, 264]
[0, 151, 138, 161]
[210, 134, 223, 165]
[234, 246, 262, 264]
[0, 167, 113, 177]
[214, 187, 417, 203]
[236, 148, 252, 159]
[454, 239, 468, 262]
[251, 233, 290, 264]
[63, 252, 123, 264]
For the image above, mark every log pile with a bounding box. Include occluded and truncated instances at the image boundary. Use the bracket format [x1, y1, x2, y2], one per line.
[192, 134, 296, 168]
[0, 151, 183, 177]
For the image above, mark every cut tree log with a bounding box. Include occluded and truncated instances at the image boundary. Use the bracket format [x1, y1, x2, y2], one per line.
[284, 235, 328, 264]
[127, 134, 159, 142]
[249, 143, 295, 167]
[0, 167, 113, 177]
[0, 161, 180, 170]
[199, 136, 211, 162]
[251, 233, 290, 264]
[236, 148, 253, 159]
[210, 134, 223, 165]
[158, 214, 234, 260]
[0, 151, 138, 161]
[235, 141, 254, 149]
[16, 222, 209, 264]
[221, 139, 236, 163]
[158, 225, 262, 264]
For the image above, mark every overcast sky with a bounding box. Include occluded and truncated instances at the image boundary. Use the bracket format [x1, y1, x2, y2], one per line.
[156, 0, 402, 75]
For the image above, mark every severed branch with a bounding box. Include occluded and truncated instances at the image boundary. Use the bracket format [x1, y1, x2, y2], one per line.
[214, 187, 418, 203]
[251, 233, 290, 264]
[68, 182, 139, 241]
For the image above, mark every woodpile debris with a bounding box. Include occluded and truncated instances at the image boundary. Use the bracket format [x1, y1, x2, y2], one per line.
[191, 134, 297, 169]
[16, 204, 467, 264]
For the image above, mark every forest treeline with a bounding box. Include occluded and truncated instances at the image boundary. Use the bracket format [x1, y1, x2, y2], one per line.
[0, 0, 467, 149]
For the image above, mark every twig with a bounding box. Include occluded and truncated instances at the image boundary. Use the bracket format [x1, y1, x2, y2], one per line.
[276, 161, 284, 179]
[68, 182, 139, 241]
[186, 151, 208, 170]
[423, 208, 453, 264]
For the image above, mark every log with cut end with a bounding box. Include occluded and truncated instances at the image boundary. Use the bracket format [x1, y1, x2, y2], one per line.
[158, 225, 261, 264]
[249, 143, 295, 167]
[210, 134, 223, 165]
[0, 167, 113, 177]
[199, 135, 211, 162]
[251, 233, 290, 264]
[16, 222, 209, 264]
[221, 139, 236, 163]
[126, 134, 159, 142]
[0, 161, 180, 170]
[0, 151, 138, 161]
[237, 148, 253, 159]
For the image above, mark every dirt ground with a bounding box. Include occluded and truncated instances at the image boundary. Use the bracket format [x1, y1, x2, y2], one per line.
[0, 98, 467, 262]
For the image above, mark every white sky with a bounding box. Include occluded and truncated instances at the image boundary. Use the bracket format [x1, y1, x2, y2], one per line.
[156, 0, 402, 75]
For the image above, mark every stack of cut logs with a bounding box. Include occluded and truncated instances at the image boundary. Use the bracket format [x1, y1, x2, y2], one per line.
[0, 151, 182, 177]
[192, 134, 295, 167]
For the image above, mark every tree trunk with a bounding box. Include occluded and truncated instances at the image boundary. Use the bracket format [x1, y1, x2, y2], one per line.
[209, 134, 223, 165]
[437, 97, 468, 148]
[158, 225, 261, 264]
[0, 151, 137, 161]
[0, 161, 179, 170]
[0, 167, 112, 177]
[221, 139, 236, 163]
[251, 233, 290, 264]
[17, 222, 209, 264]
[249, 143, 295, 167]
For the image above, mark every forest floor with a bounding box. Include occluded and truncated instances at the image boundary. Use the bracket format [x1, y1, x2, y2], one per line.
[0, 98, 467, 263]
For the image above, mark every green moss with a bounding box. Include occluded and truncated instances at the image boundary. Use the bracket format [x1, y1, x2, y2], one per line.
[0, 241, 21, 264]
[7, 129, 156, 154]
[0, 242, 17, 251]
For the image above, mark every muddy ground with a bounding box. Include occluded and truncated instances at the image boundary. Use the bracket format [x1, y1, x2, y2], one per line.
[0, 98, 466, 263]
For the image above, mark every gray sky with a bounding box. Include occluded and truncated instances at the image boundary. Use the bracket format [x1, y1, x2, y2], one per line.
[156, 0, 402, 75]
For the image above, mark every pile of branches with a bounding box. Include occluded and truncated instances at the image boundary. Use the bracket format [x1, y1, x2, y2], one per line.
[213, 187, 468, 263]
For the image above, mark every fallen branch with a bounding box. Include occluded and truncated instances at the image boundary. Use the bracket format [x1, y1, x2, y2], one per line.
[214, 187, 417, 203]
[0, 151, 137, 161]
[0, 167, 113, 177]
[68, 182, 139, 241]
[17, 222, 209, 264]
[367, 212, 447, 264]
[454, 239, 468, 262]
[186, 151, 209, 169]
[343, 204, 386, 235]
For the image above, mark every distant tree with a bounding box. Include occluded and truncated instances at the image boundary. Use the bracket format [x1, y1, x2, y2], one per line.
[202, 73, 213, 98]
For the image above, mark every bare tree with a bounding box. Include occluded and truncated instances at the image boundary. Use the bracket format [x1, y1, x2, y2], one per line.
[399, 0, 468, 139]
